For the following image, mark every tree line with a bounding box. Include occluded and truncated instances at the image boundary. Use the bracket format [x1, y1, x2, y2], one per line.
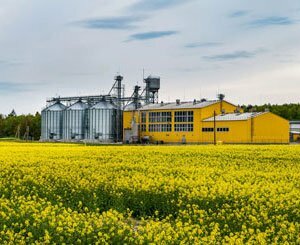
[0, 111, 41, 140]
[241, 103, 300, 121]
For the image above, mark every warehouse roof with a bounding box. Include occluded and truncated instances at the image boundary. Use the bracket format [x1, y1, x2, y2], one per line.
[126, 100, 222, 111]
[203, 112, 267, 122]
[291, 130, 300, 134]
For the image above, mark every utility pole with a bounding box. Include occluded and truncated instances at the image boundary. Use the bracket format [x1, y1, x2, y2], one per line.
[23, 126, 30, 141]
[251, 117, 254, 143]
[15, 125, 21, 139]
[214, 111, 216, 145]
[115, 75, 123, 142]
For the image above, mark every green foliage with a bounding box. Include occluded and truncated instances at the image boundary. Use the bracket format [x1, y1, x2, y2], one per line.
[0, 112, 41, 140]
[242, 103, 300, 120]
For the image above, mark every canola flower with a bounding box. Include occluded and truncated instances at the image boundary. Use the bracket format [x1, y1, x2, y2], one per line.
[0, 142, 299, 243]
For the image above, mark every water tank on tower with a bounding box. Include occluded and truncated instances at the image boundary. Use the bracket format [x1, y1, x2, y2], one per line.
[145, 75, 160, 104]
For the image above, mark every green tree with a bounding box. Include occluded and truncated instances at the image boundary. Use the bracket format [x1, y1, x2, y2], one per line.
[0, 112, 41, 140]
[242, 103, 300, 120]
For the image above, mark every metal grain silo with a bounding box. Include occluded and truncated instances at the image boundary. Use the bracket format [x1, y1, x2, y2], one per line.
[87, 100, 117, 142]
[41, 101, 66, 140]
[62, 100, 89, 140]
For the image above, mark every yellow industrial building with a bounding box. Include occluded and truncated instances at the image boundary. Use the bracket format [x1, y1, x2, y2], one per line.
[123, 99, 289, 144]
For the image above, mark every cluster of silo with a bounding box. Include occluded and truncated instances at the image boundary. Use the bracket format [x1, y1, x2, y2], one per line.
[41, 99, 118, 142]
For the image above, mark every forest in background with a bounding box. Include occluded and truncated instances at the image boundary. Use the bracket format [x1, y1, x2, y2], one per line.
[0, 111, 41, 140]
[0, 103, 299, 141]
[241, 103, 300, 120]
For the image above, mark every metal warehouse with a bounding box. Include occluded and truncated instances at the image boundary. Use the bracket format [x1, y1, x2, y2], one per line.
[41, 74, 290, 144]
[123, 99, 289, 144]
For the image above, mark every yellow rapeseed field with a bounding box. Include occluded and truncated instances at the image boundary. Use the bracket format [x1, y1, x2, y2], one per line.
[0, 142, 299, 244]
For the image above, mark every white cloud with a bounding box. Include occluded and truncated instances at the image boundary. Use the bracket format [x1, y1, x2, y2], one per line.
[0, 0, 300, 114]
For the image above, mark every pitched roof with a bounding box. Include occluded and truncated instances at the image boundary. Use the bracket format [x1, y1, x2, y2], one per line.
[203, 112, 267, 122]
[133, 100, 220, 111]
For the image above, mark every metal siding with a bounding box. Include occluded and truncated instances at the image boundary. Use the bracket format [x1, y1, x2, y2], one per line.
[86, 105, 117, 142]
[41, 103, 65, 140]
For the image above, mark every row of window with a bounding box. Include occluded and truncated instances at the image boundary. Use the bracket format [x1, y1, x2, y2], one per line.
[143, 111, 194, 123]
[148, 124, 172, 132]
[202, 127, 214, 132]
[174, 111, 193, 122]
[149, 112, 172, 123]
[175, 124, 194, 132]
[217, 127, 230, 132]
[142, 124, 194, 132]
[142, 125, 230, 133]
[202, 127, 230, 132]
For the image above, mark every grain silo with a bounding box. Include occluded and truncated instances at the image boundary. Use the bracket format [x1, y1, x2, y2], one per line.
[87, 99, 117, 142]
[41, 101, 66, 140]
[42, 74, 161, 142]
[62, 100, 89, 140]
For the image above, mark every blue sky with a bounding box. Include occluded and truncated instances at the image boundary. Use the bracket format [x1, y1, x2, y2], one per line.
[0, 0, 300, 114]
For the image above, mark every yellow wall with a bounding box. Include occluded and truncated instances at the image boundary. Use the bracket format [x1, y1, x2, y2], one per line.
[199, 101, 240, 143]
[201, 120, 251, 143]
[201, 112, 289, 144]
[200, 101, 238, 120]
[140, 109, 201, 143]
[123, 110, 139, 131]
[252, 112, 289, 143]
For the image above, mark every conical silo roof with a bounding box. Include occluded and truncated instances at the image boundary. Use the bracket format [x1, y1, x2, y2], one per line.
[43, 102, 66, 112]
[91, 100, 117, 110]
[67, 100, 89, 110]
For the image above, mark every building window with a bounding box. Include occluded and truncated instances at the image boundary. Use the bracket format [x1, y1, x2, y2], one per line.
[141, 124, 147, 132]
[174, 111, 194, 122]
[149, 112, 172, 123]
[149, 112, 155, 122]
[202, 127, 230, 132]
[217, 127, 229, 132]
[149, 124, 172, 132]
[202, 127, 214, 132]
[162, 124, 172, 132]
[174, 124, 193, 132]
[141, 112, 146, 123]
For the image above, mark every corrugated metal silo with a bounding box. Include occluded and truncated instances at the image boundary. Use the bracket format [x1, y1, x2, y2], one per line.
[62, 100, 89, 140]
[87, 100, 117, 142]
[41, 102, 66, 140]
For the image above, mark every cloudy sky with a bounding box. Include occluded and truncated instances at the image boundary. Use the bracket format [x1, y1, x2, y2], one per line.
[0, 0, 300, 114]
